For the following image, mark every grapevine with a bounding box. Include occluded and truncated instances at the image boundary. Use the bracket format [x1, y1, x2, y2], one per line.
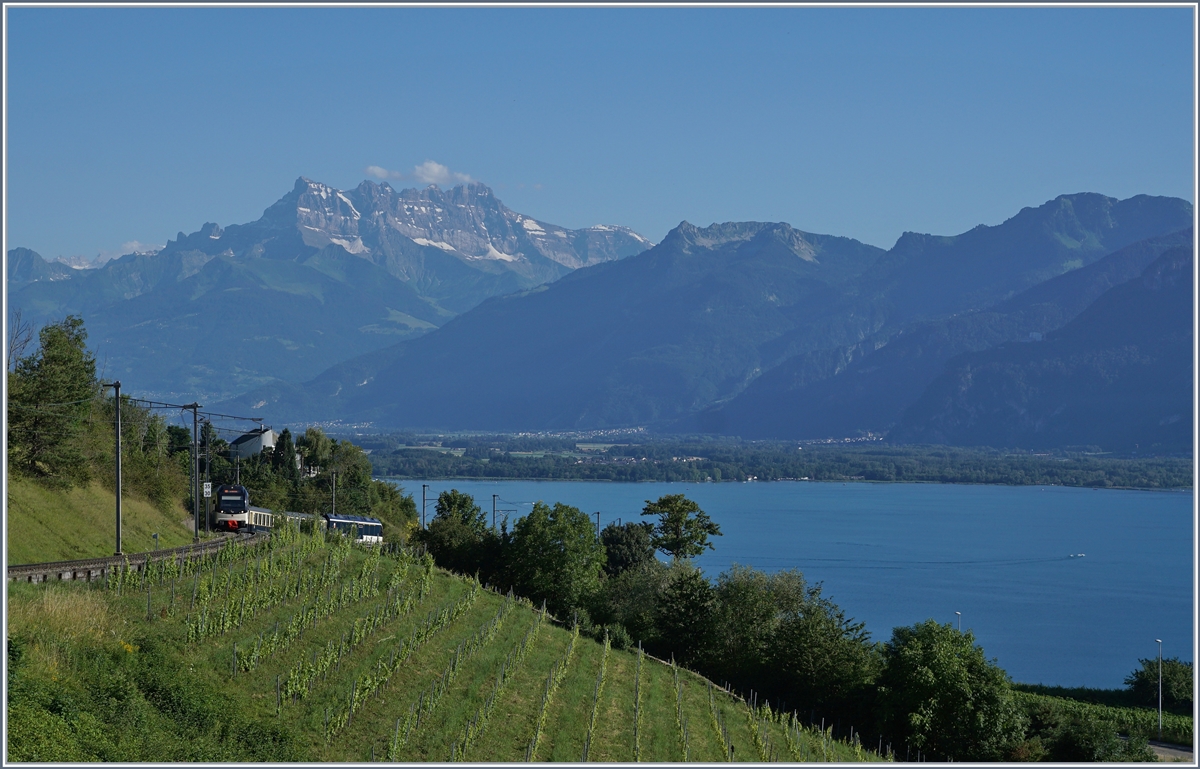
[525, 621, 579, 762]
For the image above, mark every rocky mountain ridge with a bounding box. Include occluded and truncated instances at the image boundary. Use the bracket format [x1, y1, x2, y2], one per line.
[6, 177, 652, 400]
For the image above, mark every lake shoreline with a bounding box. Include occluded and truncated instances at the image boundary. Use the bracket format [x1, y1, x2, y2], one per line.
[378, 475, 1193, 493]
[386, 478, 1193, 688]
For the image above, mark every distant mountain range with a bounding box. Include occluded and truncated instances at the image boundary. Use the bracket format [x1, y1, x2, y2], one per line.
[888, 243, 1193, 453]
[213, 191, 1192, 452]
[7, 178, 651, 400]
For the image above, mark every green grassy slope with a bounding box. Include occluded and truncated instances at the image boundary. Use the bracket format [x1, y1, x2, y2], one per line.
[6, 477, 197, 564]
[7, 526, 880, 762]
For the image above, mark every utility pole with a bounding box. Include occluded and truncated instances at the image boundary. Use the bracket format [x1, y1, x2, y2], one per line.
[332, 471, 337, 516]
[595, 511, 601, 541]
[422, 484, 429, 529]
[184, 403, 201, 541]
[204, 420, 211, 534]
[493, 494, 498, 532]
[102, 381, 122, 555]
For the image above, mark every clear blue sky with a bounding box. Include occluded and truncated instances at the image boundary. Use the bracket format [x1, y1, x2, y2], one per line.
[4, 5, 1195, 260]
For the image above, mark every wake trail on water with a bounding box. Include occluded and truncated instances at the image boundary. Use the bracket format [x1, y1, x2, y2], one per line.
[712, 554, 1079, 570]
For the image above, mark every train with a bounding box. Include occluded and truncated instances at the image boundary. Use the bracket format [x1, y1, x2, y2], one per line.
[216, 483, 383, 544]
[213, 484, 251, 531]
[322, 513, 384, 544]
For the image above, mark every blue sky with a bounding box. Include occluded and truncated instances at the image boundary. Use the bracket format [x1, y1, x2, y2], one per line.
[4, 5, 1195, 260]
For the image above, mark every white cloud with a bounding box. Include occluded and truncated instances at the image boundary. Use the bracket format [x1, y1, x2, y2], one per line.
[364, 160, 475, 186]
[364, 165, 405, 180]
[412, 160, 473, 186]
[93, 240, 163, 264]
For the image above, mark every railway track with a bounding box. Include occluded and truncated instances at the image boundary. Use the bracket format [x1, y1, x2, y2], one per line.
[6, 531, 261, 585]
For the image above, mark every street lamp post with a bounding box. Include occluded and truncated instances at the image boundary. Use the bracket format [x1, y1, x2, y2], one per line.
[1156, 639, 1163, 740]
[955, 611, 961, 632]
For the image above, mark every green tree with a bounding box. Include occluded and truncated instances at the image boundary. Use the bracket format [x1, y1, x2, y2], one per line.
[766, 579, 880, 715]
[507, 501, 606, 619]
[594, 559, 670, 647]
[7, 316, 97, 485]
[296, 427, 332, 474]
[599, 520, 656, 577]
[368, 480, 418, 545]
[418, 489, 490, 575]
[271, 428, 299, 483]
[1124, 656, 1193, 711]
[641, 494, 722, 561]
[654, 562, 716, 668]
[877, 619, 1025, 761]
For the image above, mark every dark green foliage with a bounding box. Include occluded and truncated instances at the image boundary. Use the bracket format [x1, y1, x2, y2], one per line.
[877, 620, 1025, 761]
[599, 520, 656, 577]
[1044, 715, 1155, 761]
[700, 566, 880, 722]
[370, 436, 1192, 489]
[592, 560, 670, 648]
[1014, 694, 1158, 761]
[641, 494, 722, 562]
[7, 315, 97, 485]
[652, 564, 715, 668]
[271, 428, 300, 483]
[6, 316, 187, 508]
[367, 478, 419, 544]
[1125, 656, 1194, 711]
[415, 489, 495, 575]
[507, 501, 606, 619]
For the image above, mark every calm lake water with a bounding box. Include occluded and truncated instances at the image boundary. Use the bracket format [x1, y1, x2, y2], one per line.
[384, 478, 1194, 688]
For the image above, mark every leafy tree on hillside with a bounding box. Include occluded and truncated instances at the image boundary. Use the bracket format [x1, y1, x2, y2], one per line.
[877, 619, 1025, 761]
[507, 502, 606, 619]
[593, 559, 670, 647]
[599, 520, 656, 577]
[7, 316, 97, 485]
[641, 494, 722, 562]
[653, 562, 716, 668]
[271, 428, 299, 483]
[1124, 656, 1193, 711]
[296, 427, 332, 475]
[767, 579, 881, 715]
[367, 480, 418, 545]
[418, 490, 492, 575]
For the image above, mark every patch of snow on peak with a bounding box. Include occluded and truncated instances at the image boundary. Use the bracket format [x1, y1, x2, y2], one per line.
[329, 237, 370, 255]
[412, 237, 457, 252]
[521, 218, 545, 234]
[484, 242, 518, 262]
[590, 224, 612, 231]
[336, 192, 361, 219]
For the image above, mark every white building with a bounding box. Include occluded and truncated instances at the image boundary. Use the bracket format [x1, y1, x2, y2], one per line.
[230, 427, 277, 459]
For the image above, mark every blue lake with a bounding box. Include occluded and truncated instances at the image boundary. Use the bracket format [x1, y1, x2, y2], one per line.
[385, 478, 1194, 688]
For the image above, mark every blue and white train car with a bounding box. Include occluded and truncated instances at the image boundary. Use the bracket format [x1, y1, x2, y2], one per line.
[213, 484, 251, 531]
[322, 513, 384, 545]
